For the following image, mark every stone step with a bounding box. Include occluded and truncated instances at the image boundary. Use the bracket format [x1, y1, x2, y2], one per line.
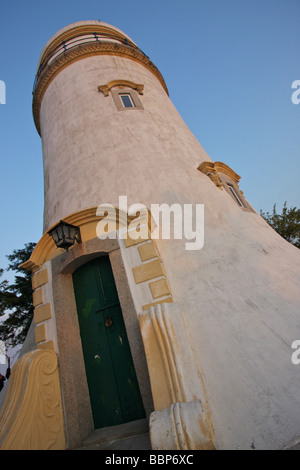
[78, 418, 152, 450]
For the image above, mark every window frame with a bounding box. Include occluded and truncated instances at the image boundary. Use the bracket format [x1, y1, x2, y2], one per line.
[197, 161, 255, 213]
[119, 93, 136, 108]
[226, 183, 244, 207]
[218, 172, 253, 211]
[111, 88, 143, 111]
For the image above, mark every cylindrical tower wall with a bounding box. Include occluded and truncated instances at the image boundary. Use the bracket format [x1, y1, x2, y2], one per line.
[34, 21, 211, 231]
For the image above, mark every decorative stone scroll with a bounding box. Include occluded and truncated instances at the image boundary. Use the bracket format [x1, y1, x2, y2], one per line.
[197, 161, 241, 190]
[139, 302, 215, 450]
[0, 349, 66, 450]
[198, 161, 254, 211]
[98, 80, 144, 96]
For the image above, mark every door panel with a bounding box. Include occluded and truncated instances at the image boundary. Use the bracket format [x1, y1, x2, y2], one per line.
[72, 256, 145, 429]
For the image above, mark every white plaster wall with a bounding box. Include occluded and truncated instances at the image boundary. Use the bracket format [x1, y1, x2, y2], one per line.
[39, 52, 211, 232]
[159, 210, 300, 450]
[38, 23, 300, 450]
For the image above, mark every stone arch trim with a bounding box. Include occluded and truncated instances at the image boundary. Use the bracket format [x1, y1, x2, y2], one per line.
[21, 206, 138, 272]
[23, 205, 175, 349]
[197, 160, 241, 189]
[98, 79, 144, 96]
[198, 160, 255, 212]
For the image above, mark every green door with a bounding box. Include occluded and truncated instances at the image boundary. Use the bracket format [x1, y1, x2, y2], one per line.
[72, 256, 145, 429]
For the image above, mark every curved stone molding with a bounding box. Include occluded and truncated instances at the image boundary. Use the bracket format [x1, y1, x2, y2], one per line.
[20, 206, 138, 272]
[198, 161, 241, 189]
[150, 400, 215, 450]
[139, 302, 215, 449]
[38, 23, 139, 67]
[198, 161, 255, 212]
[98, 80, 144, 96]
[0, 349, 66, 450]
[21, 205, 156, 272]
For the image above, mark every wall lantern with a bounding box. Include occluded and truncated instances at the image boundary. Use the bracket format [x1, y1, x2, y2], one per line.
[48, 220, 82, 252]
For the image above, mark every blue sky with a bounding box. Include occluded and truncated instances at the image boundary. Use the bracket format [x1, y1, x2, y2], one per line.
[0, 0, 299, 274]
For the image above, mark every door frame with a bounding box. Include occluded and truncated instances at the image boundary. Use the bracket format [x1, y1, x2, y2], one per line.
[51, 236, 153, 449]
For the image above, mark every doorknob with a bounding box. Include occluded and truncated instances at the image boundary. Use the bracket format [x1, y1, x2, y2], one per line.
[105, 315, 113, 328]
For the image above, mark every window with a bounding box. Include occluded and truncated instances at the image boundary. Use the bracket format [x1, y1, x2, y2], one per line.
[111, 88, 143, 111]
[120, 93, 135, 108]
[227, 183, 244, 207]
[98, 81, 145, 111]
[197, 161, 254, 212]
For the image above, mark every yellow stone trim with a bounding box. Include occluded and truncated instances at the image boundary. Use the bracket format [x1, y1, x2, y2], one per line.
[0, 349, 66, 450]
[138, 301, 215, 451]
[138, 241, 158, 261]
[124, 232, 150, 248]
[98, 80, 144, 96]
[132, 259, 165, 284]
[32, 269, 48, 289]
[149, 278, 171, 299]
[139, 303, 183, 410]
[22, 207, 100, 272]
[37, 340, 55, 352]
[35, 324, 46, 344]
[21, 206, 153, 272]
[34, 303, 52, 324]
[32, 288, 43, 307]
[142, 297, 173, 312]
[197, 161, 241, 190]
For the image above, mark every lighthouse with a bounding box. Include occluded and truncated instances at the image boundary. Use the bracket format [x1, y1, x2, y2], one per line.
[0, 21, 299, 450]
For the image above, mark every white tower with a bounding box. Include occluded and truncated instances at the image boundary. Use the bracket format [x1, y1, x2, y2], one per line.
[1, 21, 299, 451]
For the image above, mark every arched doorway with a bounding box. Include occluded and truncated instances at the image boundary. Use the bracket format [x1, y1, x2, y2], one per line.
[72, 255, 146, 429]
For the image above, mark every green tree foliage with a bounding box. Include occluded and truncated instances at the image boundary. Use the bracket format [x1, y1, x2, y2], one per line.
[0, 243, 36, 347]
[260, 202, 300, 248]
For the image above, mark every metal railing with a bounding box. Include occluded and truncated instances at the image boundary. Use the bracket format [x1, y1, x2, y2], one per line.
[33, 31, 149, 93]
